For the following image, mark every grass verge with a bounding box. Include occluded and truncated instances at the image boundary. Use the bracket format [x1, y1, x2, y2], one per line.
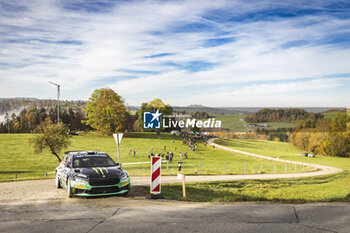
[162, 138, 350, 202]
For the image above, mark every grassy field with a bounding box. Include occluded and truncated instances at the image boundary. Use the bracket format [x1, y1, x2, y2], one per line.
[212, 114, 296, 132]
[213, 114, 247, 132]
[214, 138, 304, 157]
[247, 122, 296, 129]
[264, 122, 296, 129]
[323, 112, 342, 120]
[0, 132, 306, 181]
[162, 138, 350, 202]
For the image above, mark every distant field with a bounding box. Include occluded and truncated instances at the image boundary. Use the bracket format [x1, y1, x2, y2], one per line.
[213, 114, 247, 132]
[213, 114, 296, 132]
[265, 122, 296, 129]
[247, 122, 296, 129]
[162, 139, 350, 202]
[323, 112, 341, 120]
[214, 138, 303, 157]
[0, 132, 305, 181]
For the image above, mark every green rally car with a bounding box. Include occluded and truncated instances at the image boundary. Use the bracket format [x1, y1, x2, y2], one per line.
[55, 151, 130, 198]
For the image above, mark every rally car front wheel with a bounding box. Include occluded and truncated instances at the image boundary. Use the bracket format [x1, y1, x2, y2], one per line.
[67, 178, 73, 198]
[55, 172, 62, 189]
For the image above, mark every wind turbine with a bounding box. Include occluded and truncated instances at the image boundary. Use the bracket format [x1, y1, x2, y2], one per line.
[48, 81, 60, 124]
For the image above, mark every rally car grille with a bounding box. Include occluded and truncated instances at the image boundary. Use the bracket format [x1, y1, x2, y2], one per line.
[89, 177, 120, 186]
[87, 186, 125, 194]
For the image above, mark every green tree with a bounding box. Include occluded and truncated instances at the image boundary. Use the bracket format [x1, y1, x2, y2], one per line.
[331, 112, 347, 132]
[323, 113, 350, 157]
[30, 120, 70, 162]
[137, 98, 172, 131]
[84, 88, 126, 135]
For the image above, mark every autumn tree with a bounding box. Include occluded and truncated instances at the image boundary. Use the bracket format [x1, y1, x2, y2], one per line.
[84, 88, 126, 135]
[30, 120, 70, 162]
[323, 113, 350, 157]
[137, 98, 172, 131]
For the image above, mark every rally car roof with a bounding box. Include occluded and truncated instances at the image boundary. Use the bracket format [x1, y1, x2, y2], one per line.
[64, 151, 109, 157]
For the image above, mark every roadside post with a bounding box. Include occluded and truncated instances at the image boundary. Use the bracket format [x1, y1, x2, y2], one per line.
[182, 174, 186, 198]
[150, 156, 163, 198]
[177, 161, 186, 198]
[178, 161, 183, 172]
[113, 133, 123, 164]
[166, 160, 169, 174]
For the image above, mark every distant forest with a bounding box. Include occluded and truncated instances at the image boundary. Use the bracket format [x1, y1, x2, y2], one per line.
[0, 107, 89, 133]
[0, 98, 86, 115]
[245, 108, 324, 123]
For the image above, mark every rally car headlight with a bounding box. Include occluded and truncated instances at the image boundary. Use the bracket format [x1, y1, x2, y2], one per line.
[120, 171, 129, 179]
[75, 174, 88, 182]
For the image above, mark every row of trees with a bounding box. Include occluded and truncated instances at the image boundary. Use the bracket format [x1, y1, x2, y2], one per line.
[0, 98, 33, 114]
[291, 113, 350, 157]
[0, 98, 86, 115]
[83, 89, 173, 134]
[256, 128, 295, 142]
[29, 89, 173, 162]
[0, 107, 89, 133]
[245, 108, 324, 123]
[0, 89, 174, 135]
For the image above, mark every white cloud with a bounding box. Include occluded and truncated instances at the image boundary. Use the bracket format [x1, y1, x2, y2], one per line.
[0, 0, 350, 106]
[221, 78, 346, 96]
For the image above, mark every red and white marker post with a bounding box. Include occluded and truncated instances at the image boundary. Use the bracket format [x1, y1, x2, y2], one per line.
[150, 156, 161, 194]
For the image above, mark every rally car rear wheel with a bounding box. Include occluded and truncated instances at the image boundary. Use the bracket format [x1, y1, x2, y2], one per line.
[67, 178, 73, 198]
[55, 172, 62, 189]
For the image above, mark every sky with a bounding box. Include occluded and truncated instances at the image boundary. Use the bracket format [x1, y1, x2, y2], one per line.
[1, 0, 350, 107]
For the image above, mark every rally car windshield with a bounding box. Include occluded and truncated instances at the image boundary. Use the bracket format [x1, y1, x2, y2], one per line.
[73, 156, 116, 168]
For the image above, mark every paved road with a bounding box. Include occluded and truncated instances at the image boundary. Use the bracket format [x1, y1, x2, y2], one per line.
[1, 194, 349, 233]
[1, 178, 349, 233]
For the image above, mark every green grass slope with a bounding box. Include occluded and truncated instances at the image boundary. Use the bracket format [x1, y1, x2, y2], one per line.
[0, 132, 304, 181]
[213, 114, 247, 132]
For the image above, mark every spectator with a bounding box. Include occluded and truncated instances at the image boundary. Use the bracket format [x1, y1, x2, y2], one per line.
[170, 152, 173, 162]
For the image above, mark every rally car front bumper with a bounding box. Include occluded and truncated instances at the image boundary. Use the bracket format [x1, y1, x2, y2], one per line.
[70, 177, 130, 197]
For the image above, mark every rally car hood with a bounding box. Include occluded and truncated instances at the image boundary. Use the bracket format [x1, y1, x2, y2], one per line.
[75, 166, 123, 178]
